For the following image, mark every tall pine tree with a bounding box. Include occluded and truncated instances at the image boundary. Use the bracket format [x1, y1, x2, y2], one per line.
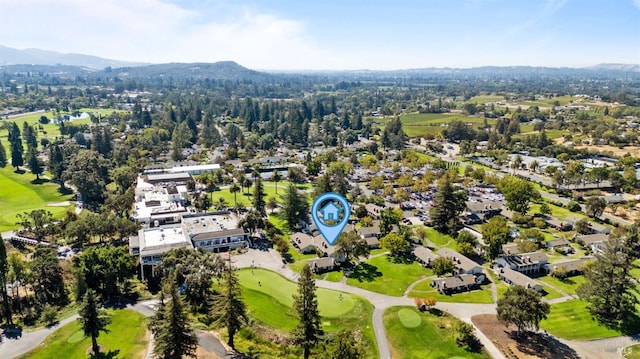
[78, 289, 110, 355]
[210, 260, 247, 348]
[0, 139, 6, 167]
[253, 177, 266, 217]
[292, 264, 323, 359]
[151, 277, 198, 359]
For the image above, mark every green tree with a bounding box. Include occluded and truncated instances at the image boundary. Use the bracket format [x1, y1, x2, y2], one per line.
[496, 285, 550, 337]
[171, 122, 192, 161]
[62, 150, 111, 205]
[30, 245, 67, 305]
[272, 170, 282, 194]
[379, 232, 410, 257]
[325, 329, 367, 359]
[429, 174, 468, 235]
[8, 122, 23, 170]
[0, 139, 7, 167]
[48, 144, 65, 187]
[211, 260, 247, 348]
[151, 278, 198, 359]
[432, 256, 457, 276]
[72, 245, 135, 300]
[78, 289, 110, 355]
[267, 197, 279, 213]
[379, 207, 403, 237]
[253, 177, 266, 216]
[381, 117, 406, 150]
[282, 183, 309, 229]
[482, 216, 510, 260]
[585, 197, 607, 218]
[293, 264, 324, 359]
[15, 209, 53, 241]
[577, 235, 638, 326]
[335, 231, 370, 264]
[0, 238, 11, 324]
[26, 146, 43, 179]
[497, 176, 540, 214]
[229, 182, 241, 209]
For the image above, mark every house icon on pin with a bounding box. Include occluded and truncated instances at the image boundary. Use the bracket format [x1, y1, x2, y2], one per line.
[320, 202, 341, 224]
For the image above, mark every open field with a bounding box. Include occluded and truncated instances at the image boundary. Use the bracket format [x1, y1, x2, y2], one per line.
[19, 309, 148, 359]
[236, 268, 377, 356]
[0, 166, 73, 232]
[539, 300, 622, 340]
[537, 275, 586, 296]
[346, 255, 433, 296]
[384, 306, 490, 359]
[394, 113, 494, 138]
[211, 182, 311, 209]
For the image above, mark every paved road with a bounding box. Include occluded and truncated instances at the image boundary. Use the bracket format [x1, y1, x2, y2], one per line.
[0, 314, 79, 358]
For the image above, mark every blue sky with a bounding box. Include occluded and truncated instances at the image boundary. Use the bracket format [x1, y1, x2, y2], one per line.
[1, 0, 639, 70]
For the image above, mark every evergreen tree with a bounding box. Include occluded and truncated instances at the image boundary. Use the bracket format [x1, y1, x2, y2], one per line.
[293, 264, 323, 359]
[253, 177, 266, 217]
[48, 144, 65, 185]
[282, 183, 309, 229]
[151, 278, 198, 359]
[78, 289, 110, 355]
[577, 235, 638, 326]
[325, 330, 367, 359]
[211, 260, 247, 348]
[8, 123, 24, 171]
[0, 139, 7, 167]
[26, 147, 43, 179]
[272, 170, 282, 194]
[429, 173, 467, 235]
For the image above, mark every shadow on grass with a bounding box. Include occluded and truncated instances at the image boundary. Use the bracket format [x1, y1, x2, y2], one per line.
[512, 332, 580, 359]
[388, 254, 414, 264]
[57, 186, 73, 195]
[30, 178, 50, 185]
[89, 349, 120, 359]
[349, 263, 382, 282]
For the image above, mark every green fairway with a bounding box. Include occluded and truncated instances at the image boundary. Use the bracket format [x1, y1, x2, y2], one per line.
[237, 268, 377, 357]
[539, 300, 622, 340]
[346, 255, 433, 296]
[0, 166, 73, 232]
[468, 95, 505, 103]
[237, 269, 355, 317]
[19, 309, 148, 359]
[384, 306, 490, 359]
[394, 113, 494, 138]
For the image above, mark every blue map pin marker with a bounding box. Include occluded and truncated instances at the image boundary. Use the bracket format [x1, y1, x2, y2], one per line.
[311, 192, 351, 246]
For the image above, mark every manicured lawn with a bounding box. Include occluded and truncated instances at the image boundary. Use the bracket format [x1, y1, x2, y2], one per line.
[0, 166, 74, 232]
[541, 285, 563, 300]
[20, 309, 148, 359]
[468, 95, 505, 104]
[424, 227, 455, 247]
[211, 182, 311, 209]
[538, 275, 586, 296]
[237, 268, 377, 357]
[324, 270, 345, 282]
[408, 280, 494, 304]
[346, 255, 433, 296]
[384, 306, 490, 359]
[540, 300, 622, 340]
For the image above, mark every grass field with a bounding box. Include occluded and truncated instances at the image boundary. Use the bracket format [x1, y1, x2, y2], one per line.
[393, 113, 494, 138]
[0, 166, 73, 232]
[236, 268, 378, 357]
[19, 309, 148, 359]
[623, 344, 640, 359]
[408, 280, 494, 304]
[211, 182, 311, 210]
[538, 275, 586, 296]
[539, 300, 622, 340]
[424, 227, 455, 247]
[346, 255, 433, 296]
[383, 306, 490, 359]
[468, 95, 505, 104]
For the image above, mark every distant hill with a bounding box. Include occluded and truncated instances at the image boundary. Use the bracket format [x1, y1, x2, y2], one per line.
[590, 63, 640, 72]
[113, 61, 267, 80]
[0, 45, 148, 69]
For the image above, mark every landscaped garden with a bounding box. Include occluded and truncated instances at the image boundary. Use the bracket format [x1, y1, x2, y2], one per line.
[19, 309, 148, 359]
[383, 306, 490, 359]
[345, 254, 433, 296]
[236, 268, 377, 357]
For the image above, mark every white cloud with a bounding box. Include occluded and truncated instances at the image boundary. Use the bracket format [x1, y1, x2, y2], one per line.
[633, 0, 640, 10]
[0, 0, 332, 69]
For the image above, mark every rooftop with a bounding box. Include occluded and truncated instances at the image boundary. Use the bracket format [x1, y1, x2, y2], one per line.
[139, 226, 192, 255]
[182, 212, 240, 239]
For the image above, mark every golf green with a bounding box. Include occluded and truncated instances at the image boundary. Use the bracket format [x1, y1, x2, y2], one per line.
[237, 268, 355, 317]
[398, 308, 421, 328]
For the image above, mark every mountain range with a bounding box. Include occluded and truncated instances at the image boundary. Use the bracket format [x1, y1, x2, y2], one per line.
[1, 45, 639, 77]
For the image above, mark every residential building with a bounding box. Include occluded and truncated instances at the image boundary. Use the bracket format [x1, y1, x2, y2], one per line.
[545, 257, 594, 276]
[496, 252, 548, 275]
[432, 274, 484, 294]
[413, 246, 438, 267]
[437, 248, 483, 275]
[496, 267, 542, 292]
[309, 257, 336, 273]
